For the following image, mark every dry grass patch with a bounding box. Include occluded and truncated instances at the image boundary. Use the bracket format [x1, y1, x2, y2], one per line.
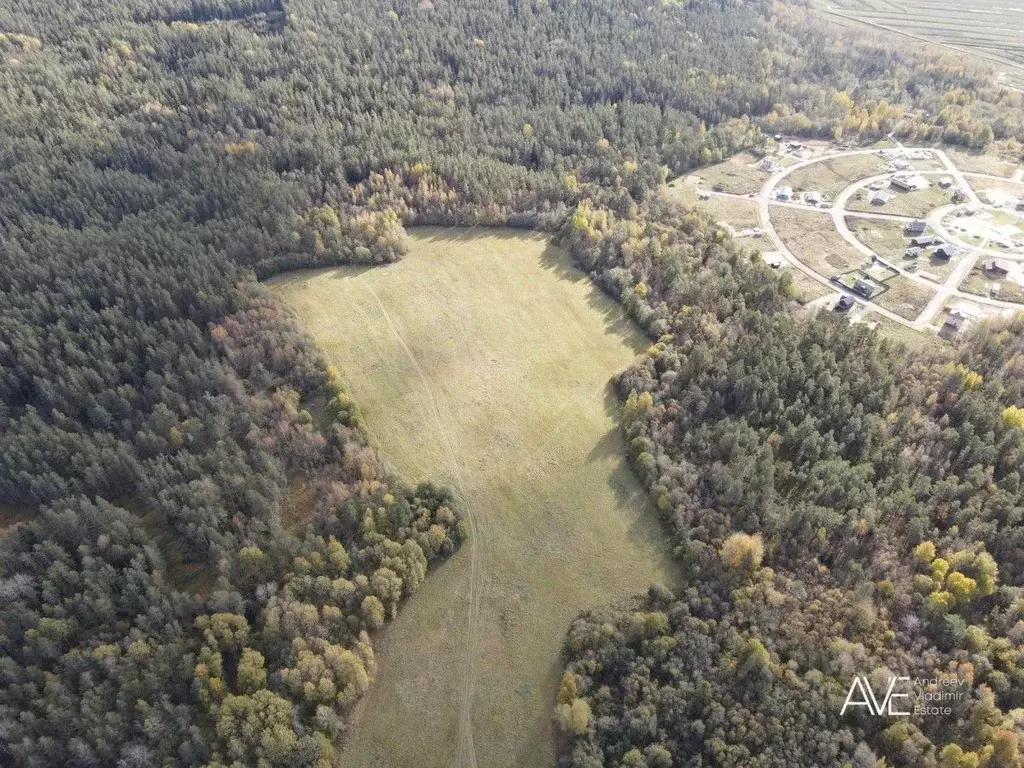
[874, 275, 935, 320]
[845, 216, 912, 260]
[859, 312, 948, 352]
[692, 151, 769, 194]
[948, 147, 1021, 178]
[695, 195, 761, 230]
[0, 502, 34, 537]
[787, 271, 833, 304]
[773, 207, 866, 277]
[733, 234, 771, 253]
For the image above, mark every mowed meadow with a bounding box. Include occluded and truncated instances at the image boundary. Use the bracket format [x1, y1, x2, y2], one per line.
[268, 228, 675, 768]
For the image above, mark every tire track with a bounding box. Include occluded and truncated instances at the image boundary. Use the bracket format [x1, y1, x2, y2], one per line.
[363, 279, 482, 768]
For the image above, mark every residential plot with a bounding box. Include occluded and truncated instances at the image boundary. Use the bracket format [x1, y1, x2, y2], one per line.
[695, 195, 761, 231]
[961, 263, 1024, 304]
[873, 275, 936, 320]
[773, 207, 867, 277]
[943, 208, 1024, 252]
[846, 185, 951, 217]
[845, 217, 914, 261]
[784, 154, 889, 198]
[906, 154, 950, 172]
[691, 151, 769, 194]
[970, 178, 1024, 208]
[948, 146, 1023, 178]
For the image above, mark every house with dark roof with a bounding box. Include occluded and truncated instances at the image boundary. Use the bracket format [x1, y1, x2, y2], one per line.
[933, 245, 959, 261]
[852, 279, 876, 298]
[984, 258, 1013, 277]
[905, 220, 927, 236]
[943, 310, 971, 335]
[835, 295, 855, 311]
[911, 235, 941, 248]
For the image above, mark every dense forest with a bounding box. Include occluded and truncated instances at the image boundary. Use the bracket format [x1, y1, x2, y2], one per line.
[1, 0, 1023, 764]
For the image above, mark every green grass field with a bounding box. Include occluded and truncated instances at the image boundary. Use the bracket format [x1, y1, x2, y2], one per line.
[268, 228, 675, 768]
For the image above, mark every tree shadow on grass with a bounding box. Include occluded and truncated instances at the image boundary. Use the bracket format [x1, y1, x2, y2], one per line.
[537, 241, 650, 357]
[584, 382, 678, 583]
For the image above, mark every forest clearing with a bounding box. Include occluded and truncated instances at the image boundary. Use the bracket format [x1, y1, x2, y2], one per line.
[268, 228, 676, 767]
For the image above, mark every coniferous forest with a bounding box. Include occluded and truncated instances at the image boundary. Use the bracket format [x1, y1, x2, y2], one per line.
[1, 0, 1024, 766]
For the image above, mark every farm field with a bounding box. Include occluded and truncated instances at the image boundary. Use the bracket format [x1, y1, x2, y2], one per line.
[822, 0, 1024, 86]
[268, 228, 675, 768]
[774, 207, 867, 277]
[784, 154, 889, 198]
